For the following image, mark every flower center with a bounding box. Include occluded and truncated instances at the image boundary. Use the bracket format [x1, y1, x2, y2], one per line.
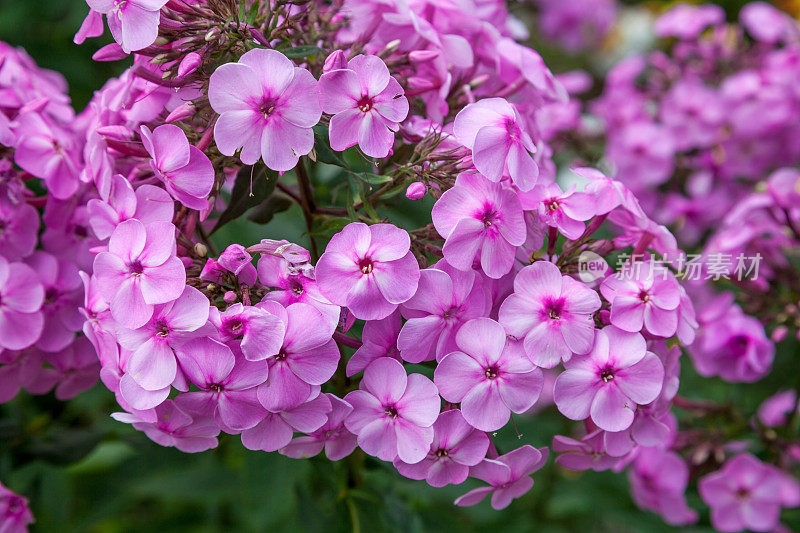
[544, 298, 566, 321]
[435, 448, 449, 457]
[289, 278, 304, 295]
[357, 96, 374, 112]
[545, 198, 560, 212]
[259, 97, 278, 119]
[735, 488, 750, 500]
[484, 365, 499, 379]
[229, 318, 243, 334]
[275, 349, 288, 361]
[209, 383, 223, 393]
[359, 257, 374, 274]
[129, 261, 144, 275]
[384, 405, 398, 418]
[638, 289, 651, 303]
[600, 367, 615, 383]
[155, 320, 170, 338]
[482, 209, 497, 227]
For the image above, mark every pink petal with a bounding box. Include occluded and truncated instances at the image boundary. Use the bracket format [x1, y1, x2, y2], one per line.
[590, 385, 635, 432]
[553, 368, 598, 421]
[461, 381, 510, 431]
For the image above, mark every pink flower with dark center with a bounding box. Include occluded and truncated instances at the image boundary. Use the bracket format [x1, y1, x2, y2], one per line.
[44, 337, 100, 400]
[553, 326, 664, 432]
[455, 445, 549, 510]
[499, 261, 600, 368]
[453, 98, 539, 191]
[344, 357, 440, 463]
[398, 261, 489, 363]
[208, 49, 321, 171]
[92, 219, 186, 329]
[432, 172, 526, 279]
[600, 262, 682, 338]
[141, 124, 214, 210]
[85, 0, 169, 53]
[0, 482, 34, 533]
[434, 318, 543, 431]
[0, 256, 44, 351]
[0, 197, 39, 261]
[241, 394, 332, 452]
[394, 409, 490, 487]
[116, 285, 209, 391]
[13, 112, 80, 199]
[176, 338, 269, 431]
[519, 182, 596, 240]
[699, 454, 800, 532]
[86, 174, 174, 240]
[628, 447, 698, 526]
[208, 303, 285, 362]
[319, 54, 409, 158]
[281, 394, 358, 461]
[316, 222, 420, 320]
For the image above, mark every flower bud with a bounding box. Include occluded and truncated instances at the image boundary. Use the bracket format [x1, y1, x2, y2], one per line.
[177, 52, 202, 78]
[405, 182, 426, 200]
[92, 43, 128, 62]
[165, 103, 195, 123]
[408, 50, 440, 64]
[323, 50, 349, 73]
[194, 242, 208, 258]
[223, 291, 237, 303]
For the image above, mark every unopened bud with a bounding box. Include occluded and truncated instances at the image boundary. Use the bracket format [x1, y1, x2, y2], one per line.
[92, 43, 129, 62]
[405, 181, 426, 200]
[165, 102, 195, 123]
[323, 50, 348, 73]
[97, 125, 133, 140]
[194, 242, 208, 257]
[178, 52, 202, 78]
[408, 50, 440, 64]
[223, 291, 237, 303]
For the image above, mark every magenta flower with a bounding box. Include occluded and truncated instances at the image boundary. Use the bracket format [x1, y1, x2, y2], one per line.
[699, 454, 800, 532]
[176, 338, 269, 431]
[44, 337, 100, 401]
[0, 198, 39, 261]
[455, 445, 548, 510]
[394, 409, 490, 487]
[85, 0, 168, 53]
[344, 357, 440, 463]
[241, 394, 331, 452]
[519, 183, 596, 239]
[757, 390, 798, 427]
[600, 263, 682, 338]
[87, 174, 174, 240]
[116, 285, 209, 391]
[434, 318, 543, 431]
[431, 172, 526, 279]
[552, 430, 620, 472]
[499, 261, 600, 368]
[453, 98, 539, 191]
[112, 399, 220, 453]
[208, 49, 321, 171]
[0, 256, 44, 351]
[347, 311, 402, 376]
[316, 222, 420, 320]
[398, 262, 489, 363]
[25, 251, 83, 353]
[0, 482, 34, 533]
[281, 394, 358, 461]
[13, 112, 80, 199]
[255, 302, 339, 412]
[209, 303, 285, 362]
[553, 326, 664, 432]
[92, 219, 186, 329]
[216, 244, 258, 286]
[319, 54, 409, 158]
[628, 448, 698, 526]
[140, 124, 214, 210]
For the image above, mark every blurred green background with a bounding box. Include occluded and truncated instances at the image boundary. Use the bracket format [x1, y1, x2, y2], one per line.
[1, 1, 798, 532]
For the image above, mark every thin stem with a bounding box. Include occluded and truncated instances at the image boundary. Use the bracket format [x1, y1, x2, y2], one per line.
[294, 158, 319, 260]
[197, 221, 219, 257]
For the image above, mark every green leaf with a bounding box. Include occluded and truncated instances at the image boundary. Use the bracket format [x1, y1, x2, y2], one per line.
[279, 45, 325, 58]
[247, 194, 293, 225]
[359, 173, 392, 185]
[312, 217, 351, 237]
[312, 125, 348, 168]
[212, 165, 277, 233]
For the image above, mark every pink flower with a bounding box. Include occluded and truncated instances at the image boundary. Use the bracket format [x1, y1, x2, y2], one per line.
[92, 219, 186, 329]
[600, 262, 682, 338]
[552, 430, 620, 472]
[398, 261, 489, 363]
[628, 448, 698, 526]
[215, 244, 258, 286]
[453, 98, 539, 191]
[44, 337, 101, 400]
[757, 390, 798, 427]
[0, 482, 34, 533]
[112, 399, 220, 453]
[116, 285, 209, 391]
[0, 198, 39, 261]
[394, 409, 490, 487]
[208, 49, 321, 171]
[431, 172, 526, 279]
[499, 261, 600, 368]
[255, 302, 339, 412]
[344, 357, 440, 463]
[434, 318, 543, 431]
[0, 256, 44, 351]
[85, 0, 169, 53]
[140, 124, 214, 210]
[316, 222, 420, 320]
[87, 174, 174, 240]
[699, 454, 800, 532]
[455, 445, 548, 510]
[241, 394, 331, 452]
[347, 311, 402, 376]
[519, 183, 596, 239]
[208, 303, 285, 362]
[281, 394, 358, 461]
[319, 54, 409, 158]
[176, 338, 268, 431]
[553, 326, 664, 432]
[13, 112, 80, 199]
